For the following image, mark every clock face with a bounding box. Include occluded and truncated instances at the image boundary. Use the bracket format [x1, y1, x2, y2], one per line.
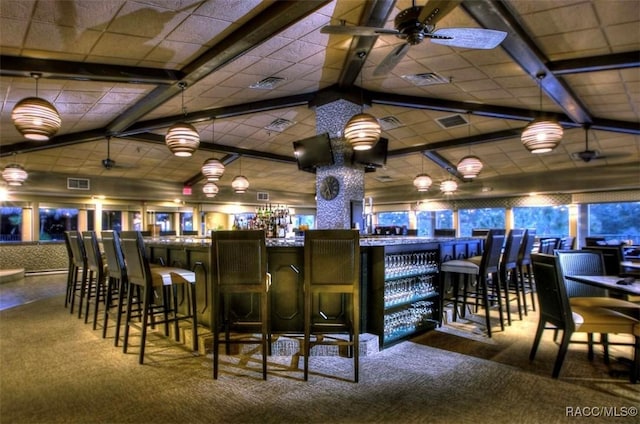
[320, 175, 340, 200]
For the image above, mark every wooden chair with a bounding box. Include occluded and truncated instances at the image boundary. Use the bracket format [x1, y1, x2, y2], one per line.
[65, 231, 87, 318]
[63, 231, 80, 309]
[101, 230, 132, 346]
[529, 253, 639, 381]
[500, 229, 525, 324]
[303, 229, 360, 382]
[210, 230, 271, 380]
[441, 229, 505, 337]
[119, 231, 198, 364]
[517, 229, 537, 314]
[81, 231, 108, 330]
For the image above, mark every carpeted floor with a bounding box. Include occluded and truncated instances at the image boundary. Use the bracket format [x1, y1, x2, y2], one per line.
[1, 274, 638, 424]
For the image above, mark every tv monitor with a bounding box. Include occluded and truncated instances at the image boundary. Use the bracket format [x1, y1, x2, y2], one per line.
[292, 133, 334, 173]
[352, 137, 388, 172]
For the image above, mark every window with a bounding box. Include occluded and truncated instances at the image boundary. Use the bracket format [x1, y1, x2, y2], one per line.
[513, 206, 568, 238]
[180, 212, 194, 232]
[416, 211, 434, 236]
[102, 210, 122, 231]
[587, 202, 640, 244]
[293, 214, 315, 230]
[39, 208, 78, 241]
[459, 208, 505, 237]
[377, 211, 409, 227]
[131, 212, 142, 231]
[0, 207, 22, 241]
[436, 210, 453, 231]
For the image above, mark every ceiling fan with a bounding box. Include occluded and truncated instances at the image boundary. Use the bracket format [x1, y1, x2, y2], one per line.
[571, 125, 606, 163]
[321, 0, 507, 76]
[102, 136, 117, 169]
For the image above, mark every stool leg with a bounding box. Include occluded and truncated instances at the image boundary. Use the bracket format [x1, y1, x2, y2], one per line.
[190, 282, 198, 352]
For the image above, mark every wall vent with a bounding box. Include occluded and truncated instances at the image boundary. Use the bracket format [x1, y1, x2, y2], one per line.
[379, 116, 403, 130]
[374, 175, 394, 183]
[264, 118, 296, 133]
[250, 76, 286, 90]
[402, 72, 449, 86]
[257, 192, 269, 201]
[436, 114, 469, 129]
[67, 177, 90, 190]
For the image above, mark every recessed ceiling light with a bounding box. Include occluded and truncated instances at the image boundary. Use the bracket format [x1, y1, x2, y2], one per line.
[250, 76, 286, 89]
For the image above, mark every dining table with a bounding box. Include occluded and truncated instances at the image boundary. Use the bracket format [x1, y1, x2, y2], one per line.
[565, 274, 640, 296]
[621, 260, 640, 270]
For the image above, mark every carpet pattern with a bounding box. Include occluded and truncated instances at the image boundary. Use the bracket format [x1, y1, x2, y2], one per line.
[1, 275, 639, 424]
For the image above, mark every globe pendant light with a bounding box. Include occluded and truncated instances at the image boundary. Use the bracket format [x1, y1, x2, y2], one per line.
[201, 118, 225, 181]
[231, 156, 249, 193]
[413, 153, 432, 191]
[202, 182, 219, 198]
[2, 163, 28, 186]
[521, 73, 563, 154]
[440, 179, 458, 195]
[11, 73, 61, 141]
[456, 112, 483, 179]
[344, 52, 380, 151]
[165, 82, 199, 157]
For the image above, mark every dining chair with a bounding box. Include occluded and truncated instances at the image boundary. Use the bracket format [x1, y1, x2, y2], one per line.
[119, 231, 198, 364]
[529, 253, 639, 381]
[441, 229, 505, 337]
[303, 229, 360, 382]
[210, 230, 271, 380]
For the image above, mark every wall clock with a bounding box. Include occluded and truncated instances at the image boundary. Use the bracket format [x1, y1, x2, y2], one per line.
[319, 175, 340, 200]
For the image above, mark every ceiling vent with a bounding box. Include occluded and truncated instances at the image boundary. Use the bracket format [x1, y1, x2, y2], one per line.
[374, 175, 394, 183]
[402, 72, 450, 86]
[379, 116, 403, 130]
[257, 192, 269, 201]
[436, 114, 469, 129]
[265, 118, 296, 133]
[250, 76, 286, 90]
[67, 177, 90, 190]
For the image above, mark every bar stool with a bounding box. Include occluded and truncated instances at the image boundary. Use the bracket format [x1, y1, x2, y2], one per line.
[81, 231, 108, 329]
[119, 231, 198, 364]
[101, 230, 133, 346]
[65, 231, 88, 318]
[517, 229, 537, 314]
[441, 229, 505, 337]
[303, 229, 360, 382]
[500, 229, 525, 325]
[63, 231, 79, 309]
[211, 230, 271, 380]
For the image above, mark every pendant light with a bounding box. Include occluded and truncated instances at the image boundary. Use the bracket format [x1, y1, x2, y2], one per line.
[521, 73, 563, 154]
[202, 182, 219, 198]
[201, 118, 225, 181]
[2, 163, 28, 186]
[440, 179, 458, 195]
[456, 112, 483, 179]
[231, 156, 250, 194]
[344, 52, 381, 151]
[11, 73, 61, 141]
[165, 82, 200, 157]
[413, 153, 432, 191]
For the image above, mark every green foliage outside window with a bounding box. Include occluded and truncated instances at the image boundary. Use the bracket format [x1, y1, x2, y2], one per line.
[513, 206, 568, 238]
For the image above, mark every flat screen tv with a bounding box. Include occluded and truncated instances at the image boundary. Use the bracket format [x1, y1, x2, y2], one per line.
[292, 133, 334, 173]
[352, 137, 388, 172]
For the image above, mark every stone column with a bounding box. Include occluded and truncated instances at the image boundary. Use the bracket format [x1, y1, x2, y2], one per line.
[315, 100, 365, 230]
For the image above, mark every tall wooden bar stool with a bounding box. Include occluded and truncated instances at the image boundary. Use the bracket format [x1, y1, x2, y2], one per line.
[303, 229, 360, 382]
[101, 230, 134, 346]
[441, 229, 505, 337]
[119, 231, 198, 364]
[517, 229, 537, 315]
[81, 231, 108, 329]
[211, 230, 271, 380]
[500, 229, 525, 324]
[63, 231, 79, 308]
[65, 231, 88, 317]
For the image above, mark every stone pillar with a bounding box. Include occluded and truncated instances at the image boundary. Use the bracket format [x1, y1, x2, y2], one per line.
[315, 100, 365, 230]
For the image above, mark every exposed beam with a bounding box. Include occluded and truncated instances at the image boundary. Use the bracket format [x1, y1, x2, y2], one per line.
[337, 0, 396, 88]
[548, 51, 640, 75]
[106, 0, 331, 134]
[423, 151, 462, 179]
[0, 129, 107, 157]
[462, 0, 592, 125]
[0, 55, 182, 84]
[124, 133, 297, 164]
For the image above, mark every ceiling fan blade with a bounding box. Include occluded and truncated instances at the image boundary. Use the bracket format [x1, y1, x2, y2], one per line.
[321, 25, 399, 37]
[418, 0, 462, 26]
[373, 43, 411, 76]
[430, 28, 507, 49]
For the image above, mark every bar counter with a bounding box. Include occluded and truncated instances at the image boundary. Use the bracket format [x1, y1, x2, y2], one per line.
[144, 235, 482, 348]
